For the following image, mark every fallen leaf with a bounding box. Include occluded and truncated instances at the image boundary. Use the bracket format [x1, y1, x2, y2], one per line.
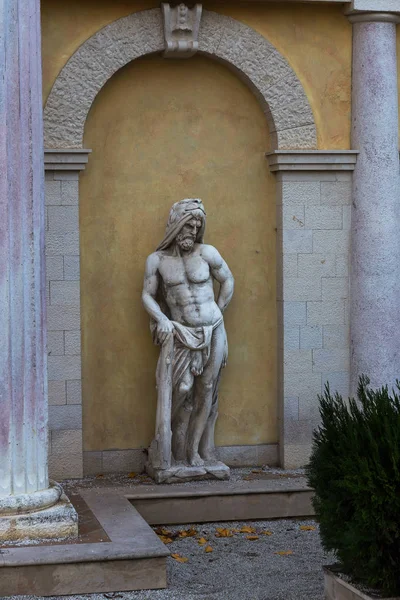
[158, 535, 174, 544]
[154, 527, 173, 536]
[198, 537, 208, 545]
[246, 535, 259, 541]
[275, 550, 293, 556]
[300, 525, 316, 531]
[128, 472, 137, 478]
[205, 545, 213, 553]
[261, 530, 273, 536]
[95, 474, 104, 479]
[215, 528, 233, 538]
[171, 553, 189, 563]
[179, 528, 197, 538]
[252, 469, 262, 474]
[240, 526, 256, 534]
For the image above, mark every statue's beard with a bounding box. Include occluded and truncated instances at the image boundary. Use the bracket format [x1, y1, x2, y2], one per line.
[176, 233, 195, 251]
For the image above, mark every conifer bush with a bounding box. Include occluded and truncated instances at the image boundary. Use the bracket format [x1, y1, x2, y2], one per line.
[306, 376, 400, 596]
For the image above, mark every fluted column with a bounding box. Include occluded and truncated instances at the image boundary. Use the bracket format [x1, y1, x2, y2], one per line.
[0, 0, 77, 539]
[348, 11, 400, 393]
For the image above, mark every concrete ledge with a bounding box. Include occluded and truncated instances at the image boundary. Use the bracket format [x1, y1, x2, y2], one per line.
[323, 567, 400, 600]
[0, 490, 168, 596]
[0, 476, 313, 595]
[2, 557, 166, 597]
[44, 149, 92, 171]
[126, 479, 314, 525]
[266, 150, 359, 172]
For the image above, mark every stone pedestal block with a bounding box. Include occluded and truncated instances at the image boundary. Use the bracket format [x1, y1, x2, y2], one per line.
[0, 493, 78, 542]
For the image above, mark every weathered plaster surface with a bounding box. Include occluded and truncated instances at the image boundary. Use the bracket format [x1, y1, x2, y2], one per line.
[79, 55, 278, 452]
[43, 9, 316, 150]
[41, 0, 351, 149]
[350, 19, 400, 392]
[42, 4, 354, 475]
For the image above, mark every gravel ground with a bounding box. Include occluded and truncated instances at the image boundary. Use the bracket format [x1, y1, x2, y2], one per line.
[1, 518, 334, 600]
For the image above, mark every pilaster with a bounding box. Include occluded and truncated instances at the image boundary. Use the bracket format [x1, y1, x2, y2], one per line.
[267, 151, 357, 468]
[44, 150, 90, 480]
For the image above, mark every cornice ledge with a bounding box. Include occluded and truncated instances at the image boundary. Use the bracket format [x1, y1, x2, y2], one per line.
[346, 11, 400, 23]
[345, 1, 400, 22]
[266, 150, 359, 172]
[44, 149, 92, 171]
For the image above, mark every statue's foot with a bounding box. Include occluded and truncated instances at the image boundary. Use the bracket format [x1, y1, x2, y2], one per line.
[188, 452, 205, 467]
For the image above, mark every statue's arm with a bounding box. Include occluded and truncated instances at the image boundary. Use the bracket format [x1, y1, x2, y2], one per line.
[203, 245, 234, 313]
[142, 253, 174, 344]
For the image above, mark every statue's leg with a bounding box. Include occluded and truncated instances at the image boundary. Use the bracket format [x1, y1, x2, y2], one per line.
[171, 369, 194, 462]
[187, 323, 226, 467]
[199, 370, 222, 461]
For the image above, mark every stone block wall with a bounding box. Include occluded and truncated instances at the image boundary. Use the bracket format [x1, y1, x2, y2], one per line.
[45, 170, 83, 479]
[277, 170, 351, 468]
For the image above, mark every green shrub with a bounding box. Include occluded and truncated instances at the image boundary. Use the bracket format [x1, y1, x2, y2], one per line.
[306, 376, 400, 596]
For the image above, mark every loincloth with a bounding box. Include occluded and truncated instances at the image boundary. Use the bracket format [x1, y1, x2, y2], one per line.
[154, 317, 224, 391]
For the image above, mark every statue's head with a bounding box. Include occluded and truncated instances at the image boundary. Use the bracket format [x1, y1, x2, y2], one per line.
[157, 199, 206, 252]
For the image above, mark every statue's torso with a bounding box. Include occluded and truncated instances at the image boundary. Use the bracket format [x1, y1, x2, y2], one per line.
[158, 245, 222, 327]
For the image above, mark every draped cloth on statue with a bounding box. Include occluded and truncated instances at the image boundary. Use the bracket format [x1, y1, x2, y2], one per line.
[161, 317, 223, 392]
[149, 317, 224, 470]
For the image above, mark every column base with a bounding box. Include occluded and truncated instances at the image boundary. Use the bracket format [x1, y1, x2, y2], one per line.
[0, 492, 78, 542]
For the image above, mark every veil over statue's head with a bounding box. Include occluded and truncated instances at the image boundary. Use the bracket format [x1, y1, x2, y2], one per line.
[157, 198, 206, 251]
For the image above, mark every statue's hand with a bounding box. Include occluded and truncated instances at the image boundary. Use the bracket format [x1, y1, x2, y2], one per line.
[156, 317, 174, 345]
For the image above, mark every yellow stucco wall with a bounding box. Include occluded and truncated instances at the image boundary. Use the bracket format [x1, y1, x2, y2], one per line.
[41, 0, 353, 452]
[80, 55, 277, 451]
[41, 0, 352, 149]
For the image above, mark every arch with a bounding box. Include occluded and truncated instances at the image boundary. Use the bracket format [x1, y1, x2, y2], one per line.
[43, 9, 317, 150]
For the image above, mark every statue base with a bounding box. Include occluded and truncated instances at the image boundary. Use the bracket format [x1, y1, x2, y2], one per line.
[146, 461, 230, 484]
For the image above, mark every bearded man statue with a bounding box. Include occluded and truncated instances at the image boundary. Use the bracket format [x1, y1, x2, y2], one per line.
[142, 199, 234, 483]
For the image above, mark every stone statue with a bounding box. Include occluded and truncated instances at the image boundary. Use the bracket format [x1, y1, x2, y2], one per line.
[142, 199, 234, 483]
